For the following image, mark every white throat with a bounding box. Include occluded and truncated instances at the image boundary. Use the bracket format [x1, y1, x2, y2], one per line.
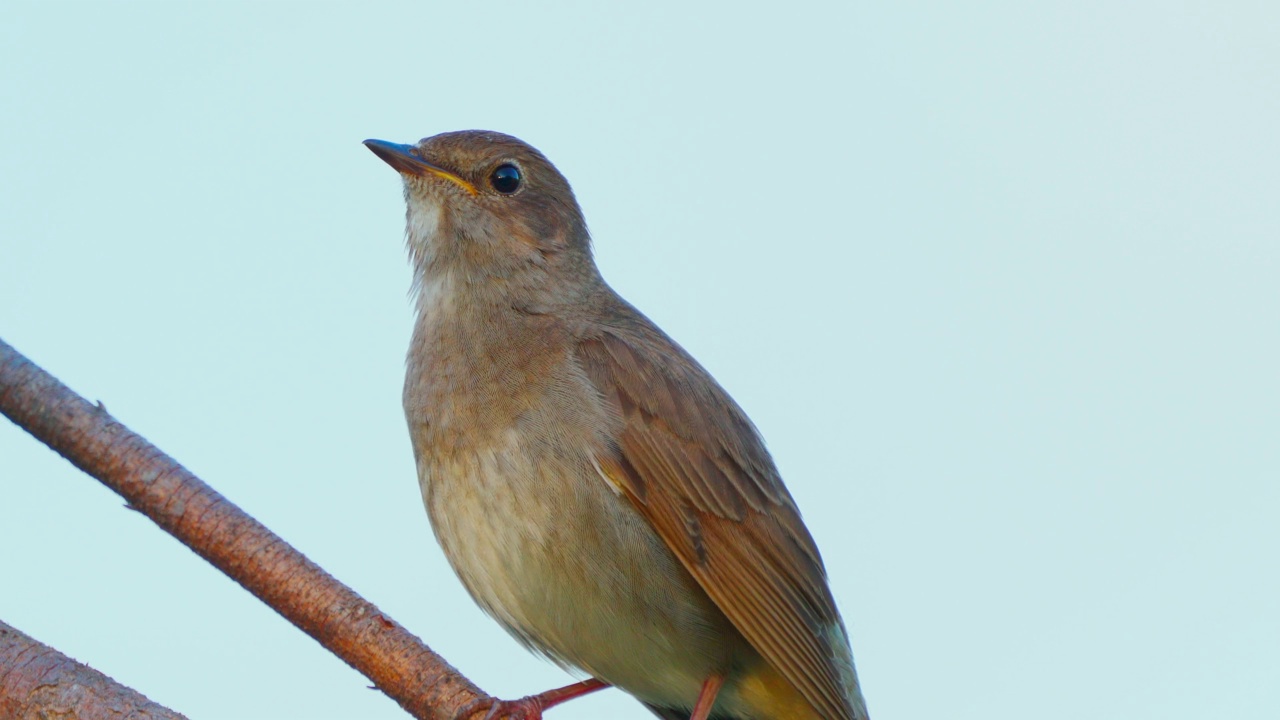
[404, 193, 457, 318]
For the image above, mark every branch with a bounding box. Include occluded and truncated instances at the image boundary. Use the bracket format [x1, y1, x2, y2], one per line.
[0, 619, 188, 720]
[0, 338, 489, 719]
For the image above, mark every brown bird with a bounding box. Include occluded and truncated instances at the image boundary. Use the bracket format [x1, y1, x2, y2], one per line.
[365, 131, 870, 720]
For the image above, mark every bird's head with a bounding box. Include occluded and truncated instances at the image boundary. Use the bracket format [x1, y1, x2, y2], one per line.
[365, 130, 598, 311]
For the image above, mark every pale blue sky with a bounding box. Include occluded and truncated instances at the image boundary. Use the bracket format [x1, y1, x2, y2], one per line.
[2, 2, 1278, 719]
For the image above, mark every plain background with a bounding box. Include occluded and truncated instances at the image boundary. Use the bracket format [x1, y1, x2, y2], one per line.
[2, 2, 1278, 719]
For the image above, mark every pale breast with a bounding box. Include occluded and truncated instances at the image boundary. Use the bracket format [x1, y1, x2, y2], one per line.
[406, 330, 749, 707]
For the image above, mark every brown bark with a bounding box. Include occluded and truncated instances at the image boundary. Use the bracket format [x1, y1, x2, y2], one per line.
[0, 338, 490, 719]
[0, 619, 188, 720]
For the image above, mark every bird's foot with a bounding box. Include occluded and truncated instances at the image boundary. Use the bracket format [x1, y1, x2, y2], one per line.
[454, 696, 544, 720]
[454, 678, 610, 720]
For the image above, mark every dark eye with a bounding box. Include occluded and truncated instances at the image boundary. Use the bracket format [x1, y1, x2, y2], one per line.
[489, 163, 522, 194]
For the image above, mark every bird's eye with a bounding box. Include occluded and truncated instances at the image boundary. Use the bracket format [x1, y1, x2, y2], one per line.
[489, 163, 522, 194]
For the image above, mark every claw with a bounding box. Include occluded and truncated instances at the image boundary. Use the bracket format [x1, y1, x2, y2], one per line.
[454, 678, 610, 720]
[453, 695, 544, 720]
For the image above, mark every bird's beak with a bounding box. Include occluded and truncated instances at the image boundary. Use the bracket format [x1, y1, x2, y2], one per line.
[363, 139, 478, 196]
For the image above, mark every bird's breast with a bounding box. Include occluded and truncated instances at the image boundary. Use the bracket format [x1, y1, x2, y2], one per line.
[402, 309, 752, 707]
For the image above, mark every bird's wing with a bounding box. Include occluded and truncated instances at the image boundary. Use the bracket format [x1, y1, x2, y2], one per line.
[576, 325, 858, 720]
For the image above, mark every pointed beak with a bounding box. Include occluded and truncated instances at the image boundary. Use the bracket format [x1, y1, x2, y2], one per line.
[363, 139, 478, 195]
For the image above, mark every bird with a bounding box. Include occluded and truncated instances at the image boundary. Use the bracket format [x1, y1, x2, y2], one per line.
[364, 131, 870, 720]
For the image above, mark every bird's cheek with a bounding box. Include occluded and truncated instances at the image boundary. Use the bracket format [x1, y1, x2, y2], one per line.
[504, 212, 563, 254]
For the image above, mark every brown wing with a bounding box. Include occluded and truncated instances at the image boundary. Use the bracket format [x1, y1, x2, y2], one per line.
[577, 319, 857, 720]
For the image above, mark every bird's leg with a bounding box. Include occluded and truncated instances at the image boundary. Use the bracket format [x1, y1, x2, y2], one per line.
[454, 678, 610, 720]
[689, 673, 726, 720]
[528, 678, 610, 710]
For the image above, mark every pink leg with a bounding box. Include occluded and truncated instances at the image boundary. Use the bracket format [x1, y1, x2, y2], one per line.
[454, 678, 610, 720]
[689, 674, 725, 720]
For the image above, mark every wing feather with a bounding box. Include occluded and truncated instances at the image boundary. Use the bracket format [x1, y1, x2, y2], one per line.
[579, 328, 859, 720]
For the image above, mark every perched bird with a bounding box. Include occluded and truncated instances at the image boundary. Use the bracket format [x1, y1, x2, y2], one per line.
[365, 131, 870, 720]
